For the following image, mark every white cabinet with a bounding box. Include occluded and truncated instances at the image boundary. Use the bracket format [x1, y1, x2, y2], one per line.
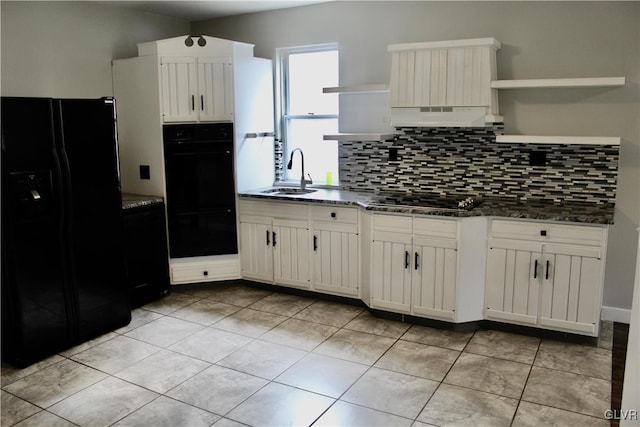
[485, 219, 607, 336]
[238, 200, 310, 290]
[311, 206, 360, 297]
[160, 56, 232, 123]
[370, 214, 458, 321]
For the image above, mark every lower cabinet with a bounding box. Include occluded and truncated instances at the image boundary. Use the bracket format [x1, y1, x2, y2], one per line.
[239, 200, 310, 289]
[485, 219, 607, 336]
[370, 214, 458, 321]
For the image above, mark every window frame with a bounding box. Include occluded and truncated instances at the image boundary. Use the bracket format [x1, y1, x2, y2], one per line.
[275, 43, 339, 185]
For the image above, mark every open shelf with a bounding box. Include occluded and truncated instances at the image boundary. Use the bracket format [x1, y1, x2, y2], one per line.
[323, 133, 394, 142]
[491, 77, 625, 89]
[322, 84, 389, 94]
[496, 135, 620, 145]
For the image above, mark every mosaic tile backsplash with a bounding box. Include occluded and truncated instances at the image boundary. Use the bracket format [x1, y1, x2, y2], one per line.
[337, 126, 619, 204]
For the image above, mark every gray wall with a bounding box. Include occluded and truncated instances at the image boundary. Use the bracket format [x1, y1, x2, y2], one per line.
[193, 1, 640, 312]
[1, 1, 190, 97]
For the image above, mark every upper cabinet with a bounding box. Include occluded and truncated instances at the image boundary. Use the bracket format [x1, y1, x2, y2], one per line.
[388, 38, 502, 127]
[160, 56, 233, 123]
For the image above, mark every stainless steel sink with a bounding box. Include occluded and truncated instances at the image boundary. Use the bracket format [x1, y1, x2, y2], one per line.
[261, 187, 317, 195]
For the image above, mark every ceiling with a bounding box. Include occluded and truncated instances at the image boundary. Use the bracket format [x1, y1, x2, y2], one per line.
[103, 0, 333, 22]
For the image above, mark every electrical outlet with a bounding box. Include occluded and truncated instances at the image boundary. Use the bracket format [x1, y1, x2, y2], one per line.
[139, 165, 151, 180]
[389, 147, 398, 161]
[529, 151, 547, 167]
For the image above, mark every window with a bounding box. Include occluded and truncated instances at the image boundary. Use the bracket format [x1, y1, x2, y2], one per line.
[277, 44, 339, 186]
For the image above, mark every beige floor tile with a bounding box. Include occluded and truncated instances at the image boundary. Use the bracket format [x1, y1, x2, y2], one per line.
[170, 300, 240, 326]
[248, 293, 315, 317]
[464, 329, 540, 364]
[225, 382, 334, 427]
[142, 293, 200, 315]
[0, 391, 40, 426]
[314, 400, 413, 427]
[125, 316, 204, 348]
[522, 366, 610, 418]
[1, 354, 65, 387]
[260, 318, 339, 351]
[512, 401, 609, 427]
[444, 352, 531, 398]
[71, 335, 161, 375]
[294, 300, 364, 327]
[401, 324, 473, 351]
[217, 340, 306, 380]
[417, 383, 518, 427]
[342, 367, 439, 418]
[344, 311, 411, 338]
[13, 410, 77, 427]
[3, 359, 107, 408]
[212, 418, 249, 427]
[534, 340, 612, 380]
[167, 365, 268, 415]
[115, 349, 210, 393]
[114, 308, 163, 334]
[58, 332, 119, 358]
[48, 377, 157, 426]
[598, 320, 614, 350]
[169, 327, 252, 363]
[113, 395, 220, 427]
[314, 329, 396, 365]
[205, 285, 272, 307]
[375, 340, 459, 381]
[275, 353, 368, 398]
[213, 308, 287, 338]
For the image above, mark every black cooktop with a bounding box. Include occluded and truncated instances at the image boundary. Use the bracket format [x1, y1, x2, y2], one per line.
[371, 192, 482, 211]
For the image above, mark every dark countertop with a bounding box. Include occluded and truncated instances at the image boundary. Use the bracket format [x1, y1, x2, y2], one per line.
[121, 193, 165, 210]
[238, 187, 615, 225]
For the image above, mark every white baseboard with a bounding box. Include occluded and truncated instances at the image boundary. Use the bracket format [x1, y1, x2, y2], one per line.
[601, 305, 632, 324]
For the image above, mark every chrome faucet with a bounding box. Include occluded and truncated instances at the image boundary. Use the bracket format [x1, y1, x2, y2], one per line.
[287, 148, 313, 190]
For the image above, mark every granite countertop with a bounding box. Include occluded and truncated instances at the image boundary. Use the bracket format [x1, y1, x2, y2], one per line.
[238, 187, 615, 225]
[121, 192, 165, 210]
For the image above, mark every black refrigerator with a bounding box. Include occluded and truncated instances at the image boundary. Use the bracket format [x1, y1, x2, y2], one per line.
[1, 97, 131, 367]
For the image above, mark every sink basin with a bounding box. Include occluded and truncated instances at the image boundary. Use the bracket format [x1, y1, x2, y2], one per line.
[261, 187, 317, 195]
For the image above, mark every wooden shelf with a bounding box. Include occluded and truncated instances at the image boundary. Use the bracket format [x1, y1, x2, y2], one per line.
[496, 135, 620, 146]
[491, 77, 625, 89]
[322, 84, 389, 94]
[323, 133, 394, 142]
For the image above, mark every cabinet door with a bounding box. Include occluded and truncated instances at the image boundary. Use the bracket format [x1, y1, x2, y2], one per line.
[411, 236, 457, 321]
[160, 57, 198, 123]
[539, 244, 603, 335]
[273, 219, 310, 289]
[239, 220, 273, 282]
[485, 239, 541, 325]
[370, 231, 412, 313]
[312, 222, 359, 297]
[198, 57, 233, 122]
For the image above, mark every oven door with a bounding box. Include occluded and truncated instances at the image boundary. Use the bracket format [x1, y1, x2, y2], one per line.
[168, 209, 237, 258]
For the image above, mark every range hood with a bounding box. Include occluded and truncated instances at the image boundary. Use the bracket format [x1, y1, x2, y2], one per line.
[391, 106, 493, 128]
[388, 38, 502, 127]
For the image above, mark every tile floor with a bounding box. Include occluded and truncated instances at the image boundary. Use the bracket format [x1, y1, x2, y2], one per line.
[1, 282, 613, 427]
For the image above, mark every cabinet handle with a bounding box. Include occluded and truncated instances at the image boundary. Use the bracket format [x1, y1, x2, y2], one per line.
[546, 260, 550, 280]
[191, 95, 195, 111]
[313, 235, 318, 251]
[266, 230, 270, 246]
[201, 95, 204, 111]
[534, 259, 538, 279]
[415, 252, 419, 270]
[203, 270, 208, 276]
[273, 232, 277, 247]
[405, 251, 410, 269]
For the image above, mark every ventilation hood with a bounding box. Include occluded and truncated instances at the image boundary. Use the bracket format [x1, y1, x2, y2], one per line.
[390, 106, 495, 128]
[388, 37, 502, 127]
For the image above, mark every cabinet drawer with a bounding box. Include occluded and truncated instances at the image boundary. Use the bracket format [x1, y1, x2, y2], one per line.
[491, 220, 606, 246]
[372, 214, 412, 234]
[413, 217, 458, 239]
[238, 199, 309, 221]
[171, 262, 217, 283]
[311, 205, 358, 224]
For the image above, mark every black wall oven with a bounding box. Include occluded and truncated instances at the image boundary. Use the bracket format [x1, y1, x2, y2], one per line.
[163, 123, 237, 258]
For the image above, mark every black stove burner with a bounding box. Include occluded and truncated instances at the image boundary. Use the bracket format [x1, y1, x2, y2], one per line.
[372, 193, 482, 211]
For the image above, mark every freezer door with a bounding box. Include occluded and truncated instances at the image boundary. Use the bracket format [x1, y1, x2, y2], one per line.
[1, 97, 73, 366]
[54, 98, 131, 340]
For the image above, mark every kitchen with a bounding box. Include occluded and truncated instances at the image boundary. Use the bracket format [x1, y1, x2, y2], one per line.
[1, 1, 639, 426]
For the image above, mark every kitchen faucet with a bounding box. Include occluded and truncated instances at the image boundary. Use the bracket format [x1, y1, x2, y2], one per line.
[287, 148, 313, 190]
